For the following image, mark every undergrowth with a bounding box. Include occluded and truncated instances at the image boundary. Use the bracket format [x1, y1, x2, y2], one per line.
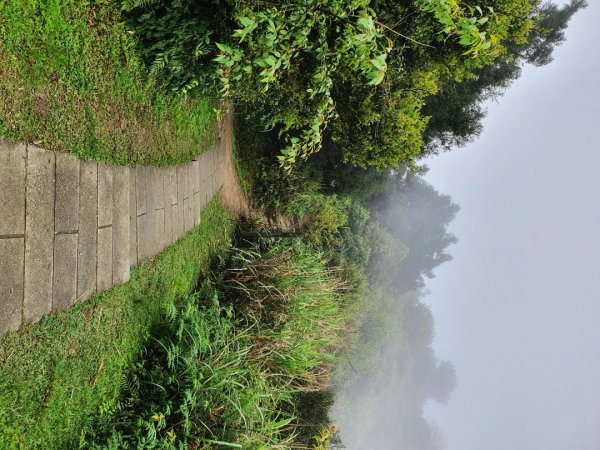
[83, 237, 357, 449]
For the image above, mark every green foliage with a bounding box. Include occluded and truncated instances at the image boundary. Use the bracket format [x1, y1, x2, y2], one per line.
[331, 70, 438, 170]
[88, 288, 293, 449]
[84, 237, 355, 448]
[420, 0, 495, 57]
[216, 0, 392, 171]
[0, 200, 234, 449]
[285, 193, 350, 246]
[423, 0, 587, 153]
[252, 158, 321, 213]
[216, 0, 501, 171]
[0, 0, 217, 165]
[339, 200, 403, 268]
[121, 0, 231, 94]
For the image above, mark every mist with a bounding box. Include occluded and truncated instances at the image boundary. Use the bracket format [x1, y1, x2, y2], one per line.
[331, 172, 460, 449]
[332, 1, 600, 450]
[422, 2, 600, 448]
[331, 3, 599, 448]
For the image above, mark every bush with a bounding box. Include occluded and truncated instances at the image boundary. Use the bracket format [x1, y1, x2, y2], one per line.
[87, 286, 294, 449]
[121, 0, 231, 93]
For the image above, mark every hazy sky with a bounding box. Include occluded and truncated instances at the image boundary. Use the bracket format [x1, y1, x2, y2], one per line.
[423, 2, 600, 449]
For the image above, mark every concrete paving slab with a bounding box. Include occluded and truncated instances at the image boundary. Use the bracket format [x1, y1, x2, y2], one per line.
[181, 164, 190, 232]
[136, 166, 146, 215]
[193, 191, 201, 227]
[155, 208, 165, 251]
[165, 167, 175, 245]
[78, 160, 98, 300]
[192, 159, 200, 194]
[53, 233, 78, 311]
[113, 167, 130, 284]
[129, 168, 138, 268]
[187, 163, 194, 200]
[175, 166, 185, 240]
[0, 142, 26, 236]
[24, 146, 55, 323]
[146, 167, 156, 257]
[183, 197, 192, 232]
[0, 238, 24, 334]
[136, 213, 149, 261]
[55, 153, 79, 233]
[198, 156, 209, 209]
[169, 167, 178, 206]
[152, 167, 165, 255]
[98, 163, 113, 228]
[97, 226, 112, 292]
[154, 168, 165, 211]
[165, 201, 173, 246]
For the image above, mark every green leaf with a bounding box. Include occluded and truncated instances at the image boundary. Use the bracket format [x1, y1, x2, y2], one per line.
[215, 42, 230, 53]
[202, 439, 243, 449]
[370, 53, 387, 71]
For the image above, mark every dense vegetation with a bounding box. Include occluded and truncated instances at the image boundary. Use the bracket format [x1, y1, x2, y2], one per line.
[84, 238, 356, 448]
[0, 0, 585, 448]
[122, 0, 584, 170]
[333, 174, 461, 449]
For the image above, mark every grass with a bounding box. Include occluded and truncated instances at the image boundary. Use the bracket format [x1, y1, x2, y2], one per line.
[86, 284, 296, 450]
[0, 199, 234, 450]
[81, 237, 354, 449]
[231, 131, 251, 200]
[0, 0, 218, 165]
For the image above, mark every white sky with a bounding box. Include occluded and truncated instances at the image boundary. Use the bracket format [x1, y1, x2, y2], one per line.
[423, 2, 600, 449]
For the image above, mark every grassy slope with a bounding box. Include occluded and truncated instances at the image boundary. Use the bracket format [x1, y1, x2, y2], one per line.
[0, 0, 217, 165]
[0, 200, 234, 450]
[84, 238, 351, 449]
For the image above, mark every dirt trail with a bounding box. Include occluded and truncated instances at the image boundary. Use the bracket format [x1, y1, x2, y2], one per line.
[219, 111, 302, 232]
[220, 110, 251, 218]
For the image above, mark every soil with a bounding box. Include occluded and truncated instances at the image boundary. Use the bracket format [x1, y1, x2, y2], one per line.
[219, 110, 304, 232]
[220, 110, 251, 218]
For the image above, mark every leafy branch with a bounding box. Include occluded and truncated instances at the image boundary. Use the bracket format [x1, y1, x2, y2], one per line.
[215, 0, 495, 171]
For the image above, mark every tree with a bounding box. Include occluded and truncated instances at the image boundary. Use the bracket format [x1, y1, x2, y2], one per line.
[423, 0, 588, 154]
[216, 0, 535, 170]
[427, 360, 457, 404]
[371, 172, 460, 290]
[523, 0, 588, 66]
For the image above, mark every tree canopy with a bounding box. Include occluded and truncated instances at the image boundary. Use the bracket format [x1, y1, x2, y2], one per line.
[215, 0, 539, 170]
[122, 0, 585, 171]
[422, 0, 588, 153]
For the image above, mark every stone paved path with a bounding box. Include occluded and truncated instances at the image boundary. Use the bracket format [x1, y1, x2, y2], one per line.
[0, 138, 226, 335]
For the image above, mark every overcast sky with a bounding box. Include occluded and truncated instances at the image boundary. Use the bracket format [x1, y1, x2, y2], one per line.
[423, 2, 600, 449]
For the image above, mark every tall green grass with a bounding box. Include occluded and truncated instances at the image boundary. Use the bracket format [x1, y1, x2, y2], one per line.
[84, 238, 355, 449]
[223, 240, 351, 389]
